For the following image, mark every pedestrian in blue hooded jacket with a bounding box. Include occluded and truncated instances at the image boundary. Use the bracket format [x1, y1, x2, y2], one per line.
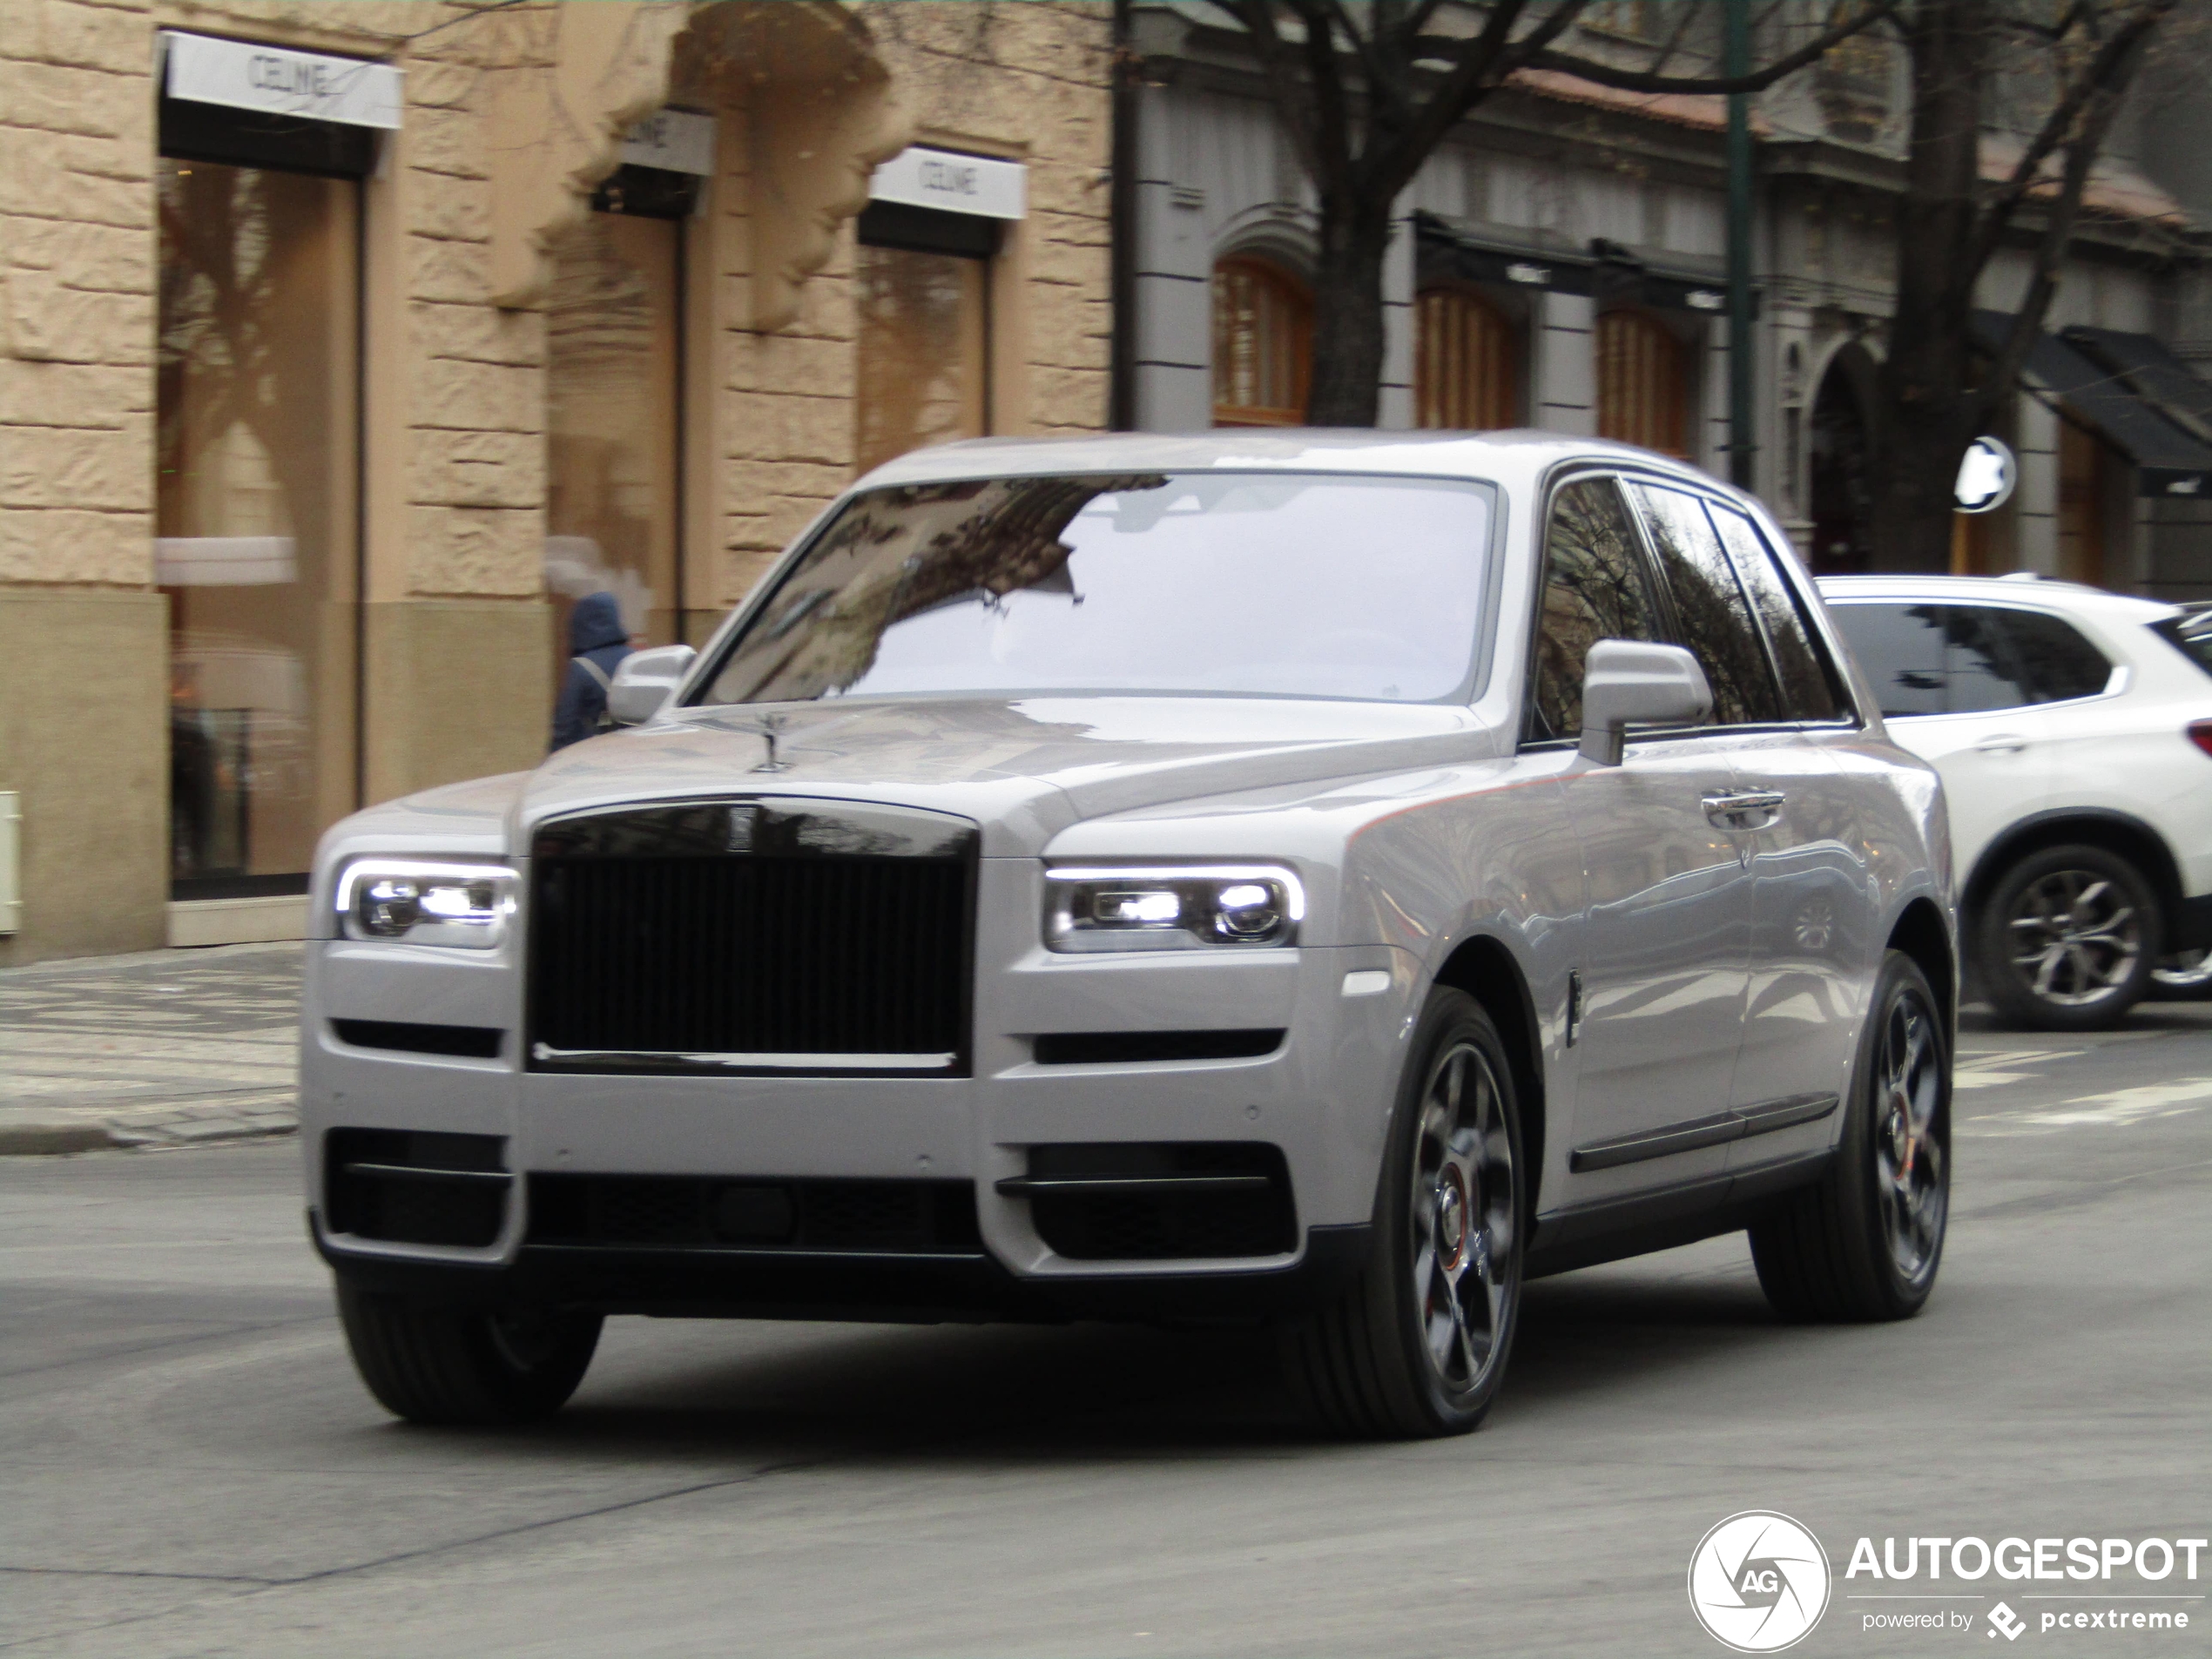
[550, 591, 633, 751]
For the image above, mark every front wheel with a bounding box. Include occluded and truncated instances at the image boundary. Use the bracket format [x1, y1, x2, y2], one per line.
[1751, 950, 1950, 1322]
[1280, 988, 1525, 1438]
[337, 1285, 602, 1426]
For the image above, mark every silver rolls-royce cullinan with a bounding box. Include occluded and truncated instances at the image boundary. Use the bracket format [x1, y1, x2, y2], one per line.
[305, 432, 1955, 1438]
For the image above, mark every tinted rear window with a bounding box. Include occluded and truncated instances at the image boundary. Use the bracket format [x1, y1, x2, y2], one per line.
[1829, 602, 2113, 716]
[2154, 612, 2212, 681]
[2000, 610, 2112, 702]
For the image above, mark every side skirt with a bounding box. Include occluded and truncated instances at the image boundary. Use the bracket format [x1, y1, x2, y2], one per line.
[1524, 1150, 1833, 1280]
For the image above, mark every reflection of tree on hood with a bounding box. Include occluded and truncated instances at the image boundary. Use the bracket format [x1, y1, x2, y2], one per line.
[724, 475, 1167, 702]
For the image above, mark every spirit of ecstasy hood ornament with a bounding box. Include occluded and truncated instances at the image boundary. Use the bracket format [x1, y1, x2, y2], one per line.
[749, 712, 792, 773]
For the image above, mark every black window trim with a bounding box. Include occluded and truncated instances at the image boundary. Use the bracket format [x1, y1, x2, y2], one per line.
[1822, 597, 2122, 719]
[1517, 464, 1863, 755]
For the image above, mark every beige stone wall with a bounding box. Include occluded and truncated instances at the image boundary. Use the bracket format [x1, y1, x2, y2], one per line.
[1, 0, 158, 589]
[0, 0, 1114, 961]
[700, 0, 1115, 607]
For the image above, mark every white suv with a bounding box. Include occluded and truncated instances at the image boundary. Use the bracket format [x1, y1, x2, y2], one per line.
[1820, 576, 2212, 1028]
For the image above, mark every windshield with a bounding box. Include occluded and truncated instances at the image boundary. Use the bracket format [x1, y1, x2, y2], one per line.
[693, 471, 1494, 706]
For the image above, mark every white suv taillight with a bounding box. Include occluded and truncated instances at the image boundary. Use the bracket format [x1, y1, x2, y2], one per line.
[2190, 720, 2212, 759]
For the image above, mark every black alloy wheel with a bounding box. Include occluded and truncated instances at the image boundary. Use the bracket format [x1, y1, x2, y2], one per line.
[337, 1285, 603, 1426]
[1280, 988, 1525, 1438]
[1751, 949, 1950, 1321]
[1978, 844, 2160, 1031]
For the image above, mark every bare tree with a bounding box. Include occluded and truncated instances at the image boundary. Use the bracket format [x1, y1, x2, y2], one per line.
[1203, 0, 1895, 425]
[1870, 0, 2179, 572]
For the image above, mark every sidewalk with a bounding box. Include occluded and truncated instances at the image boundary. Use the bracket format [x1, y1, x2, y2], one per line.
[0, 943, 301, 1153]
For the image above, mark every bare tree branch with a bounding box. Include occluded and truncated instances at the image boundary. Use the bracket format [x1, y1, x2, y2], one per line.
[1980, 14, 2158, 423]
[1966, 0, 2176, 277]
[1527, 0, 1898, 95]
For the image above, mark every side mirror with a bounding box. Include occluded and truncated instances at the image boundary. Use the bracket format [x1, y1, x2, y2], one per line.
[1578, 639, 1712, 765]
[607, 644, 697, 727]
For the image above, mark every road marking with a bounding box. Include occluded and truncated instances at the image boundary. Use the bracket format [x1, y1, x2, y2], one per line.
[1960, 1076, 2212, 1136]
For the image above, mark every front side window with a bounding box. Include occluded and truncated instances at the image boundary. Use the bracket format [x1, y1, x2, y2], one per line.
[1525, 477, 1665, 742]
[1826, 604, 2032, 717]
[1707, 503, 1847, 722]
[1629, 482, 1783, 725]
[696, 473, 1493, 707]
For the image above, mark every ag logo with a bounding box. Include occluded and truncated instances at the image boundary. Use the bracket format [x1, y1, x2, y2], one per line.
[1688, 1511, 1832, 1652]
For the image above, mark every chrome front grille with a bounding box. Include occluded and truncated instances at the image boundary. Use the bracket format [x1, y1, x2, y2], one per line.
[526, 799, 977, 1076]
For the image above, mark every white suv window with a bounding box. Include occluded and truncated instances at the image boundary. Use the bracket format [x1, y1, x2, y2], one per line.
[1830, 603, 2110, 717]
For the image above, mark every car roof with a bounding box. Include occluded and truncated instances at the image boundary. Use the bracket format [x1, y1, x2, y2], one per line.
[1816, 573, 2181, 624]
[854, 428, 1730, 495]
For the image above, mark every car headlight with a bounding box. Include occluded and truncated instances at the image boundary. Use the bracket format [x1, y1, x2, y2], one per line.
[1044, 865, 1304, 952]
[334, 860, 516, 949]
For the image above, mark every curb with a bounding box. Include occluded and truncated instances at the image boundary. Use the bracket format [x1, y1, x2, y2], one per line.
[0, 1122, 121, 1157]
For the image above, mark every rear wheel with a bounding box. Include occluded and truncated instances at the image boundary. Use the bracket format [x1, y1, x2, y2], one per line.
[337, 1284, 602, 1426]
[1977, 844, 2158, 1031]
[1751, 950, 1949, 1322]
[1280, 988, 1524, 1438]
[2149, 948, 2212, 1002]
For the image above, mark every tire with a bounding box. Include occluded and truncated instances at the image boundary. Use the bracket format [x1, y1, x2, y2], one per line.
[1280, 988, 1526, 1439]
[1750, 951, 1950, 1322]
[337, 1284, 602, 1426]
[2148, 948, 2212, 1002]
[1976, 844, 2160, 1031]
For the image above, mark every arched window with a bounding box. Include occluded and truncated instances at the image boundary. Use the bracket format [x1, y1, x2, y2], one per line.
[1212, 255, 1312, 426]
[1595, 308, 1689, 458]
[1415, 288, 1520, 429]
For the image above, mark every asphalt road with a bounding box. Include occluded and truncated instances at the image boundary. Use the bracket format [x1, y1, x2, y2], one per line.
[5, 1007, 2209, 1658]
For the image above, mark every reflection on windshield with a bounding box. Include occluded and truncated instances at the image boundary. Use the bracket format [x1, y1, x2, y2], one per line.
[698, 472, 1493, 706]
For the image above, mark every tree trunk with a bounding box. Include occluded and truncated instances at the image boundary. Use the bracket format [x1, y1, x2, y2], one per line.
[1869, 0, 1992, 572]
[1305, 194, 1393, 426]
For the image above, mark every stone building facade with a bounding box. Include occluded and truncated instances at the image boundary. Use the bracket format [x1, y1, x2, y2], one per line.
[1123, 1, 2212, 594]
[0, 0, 1113, 964]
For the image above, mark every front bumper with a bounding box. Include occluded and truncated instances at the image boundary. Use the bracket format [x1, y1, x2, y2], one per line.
[300, 888, 1418, 1312]
[313, 1210, 1374, 1325]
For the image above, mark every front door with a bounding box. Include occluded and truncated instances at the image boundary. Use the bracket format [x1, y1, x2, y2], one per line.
[1524, 475, 1750, 1194]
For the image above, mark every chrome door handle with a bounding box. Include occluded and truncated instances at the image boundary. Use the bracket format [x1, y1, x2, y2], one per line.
[1974, 734, 2030, 753]
[1703, 790, 1786, 831]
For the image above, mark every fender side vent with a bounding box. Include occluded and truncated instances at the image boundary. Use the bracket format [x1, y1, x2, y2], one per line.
[332, 1020, 503, 1060]
[1031, 1028, 1285, 1065]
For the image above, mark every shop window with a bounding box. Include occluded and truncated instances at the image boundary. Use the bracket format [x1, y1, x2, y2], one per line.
[544, 192, 685, 690]
[1596, 307, 1689, 458]
[1415, 288, 1520, 430]
[853, 202, 995, 477]
[1212, 256, 1312, 427]
[2056, 416, 2115, 587]
[158, 157, 359, 895]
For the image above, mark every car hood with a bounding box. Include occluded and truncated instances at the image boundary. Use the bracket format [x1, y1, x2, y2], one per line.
[502, 697, 1500, 855]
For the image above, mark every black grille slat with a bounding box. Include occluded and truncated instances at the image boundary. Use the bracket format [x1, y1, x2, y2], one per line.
[528, 830, 973, 1071]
